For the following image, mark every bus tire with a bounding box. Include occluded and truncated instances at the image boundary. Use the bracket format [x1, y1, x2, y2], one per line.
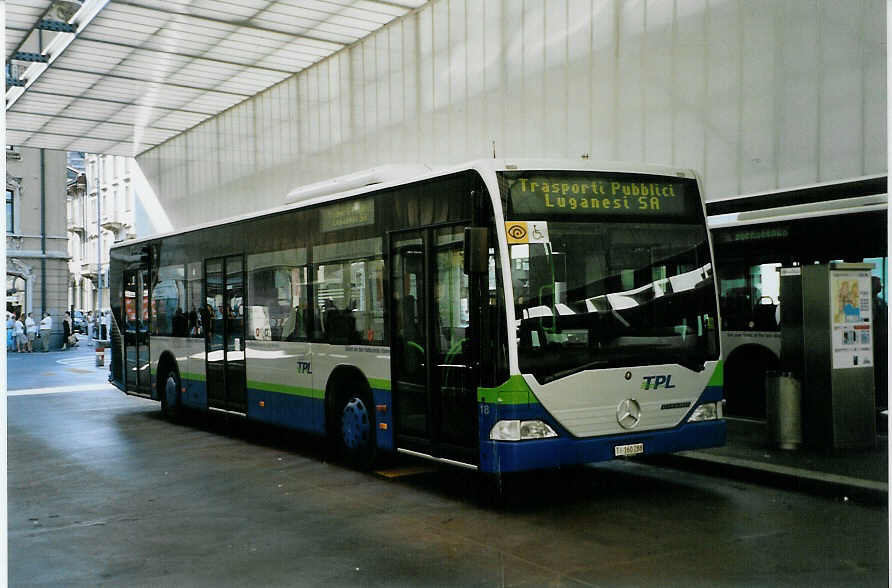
[160, 365, 182, 422]
[336, 390, 377, 470]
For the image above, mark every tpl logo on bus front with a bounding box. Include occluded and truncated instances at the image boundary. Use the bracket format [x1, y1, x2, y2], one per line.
[641, 375, 676, 390]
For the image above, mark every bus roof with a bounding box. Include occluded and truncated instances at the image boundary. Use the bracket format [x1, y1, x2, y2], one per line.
[707, 174, 888, 230]
[706, 174, 886, 216]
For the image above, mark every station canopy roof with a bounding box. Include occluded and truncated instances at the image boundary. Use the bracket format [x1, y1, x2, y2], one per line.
[6, 0, 425, 156]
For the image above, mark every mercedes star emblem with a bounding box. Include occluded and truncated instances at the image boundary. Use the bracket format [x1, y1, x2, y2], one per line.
[616, 398, 642, 429]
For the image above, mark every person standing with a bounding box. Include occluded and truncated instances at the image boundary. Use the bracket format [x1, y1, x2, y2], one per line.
[104, 310, 112, 342]
[86, 310, 94, 346]
[13, 313, 26, 353]
[39, 311, 53, 352]
[62, 311, 72, 350]
[25, 312, 37, 352]
[6, 313, 14, 351]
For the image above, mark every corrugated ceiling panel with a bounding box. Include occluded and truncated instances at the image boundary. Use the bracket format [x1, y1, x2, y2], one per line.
[25, 133, 76, 150]
[7, 0, 418, 155]
[167, 62, 244, 85]
[41, 117, 100, 137]
[7, 111, 53, 129]
[191, 0, 270, 21]
[178, 94, 245, 114]
[11, 93, 74, 116]
[356, 0, 423, 13]
[85, 18, 162, 44]
[6, 130, 35, 145]
[67, 138, 121, 153]
[92, 3, 171, 29]
[87, 122, 134, 142]
[149, 111, 213, 130]
[32, 70, 104, 94]
[59, 102, 127, 122]
[135, 127, 184, 144]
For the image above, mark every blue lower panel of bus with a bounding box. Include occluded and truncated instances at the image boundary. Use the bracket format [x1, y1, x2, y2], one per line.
[182, 378, 207, 409]
[178, 380, 395, 452]
[479, 419, 725, 474]
[243, 387, 394, 451]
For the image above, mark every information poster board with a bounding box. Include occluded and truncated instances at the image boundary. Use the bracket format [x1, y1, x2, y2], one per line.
[830, 269, 873, 369]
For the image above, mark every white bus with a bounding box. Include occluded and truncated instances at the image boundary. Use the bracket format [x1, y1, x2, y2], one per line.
[708, 175, 887, 421]
[109, 159, 725, 473]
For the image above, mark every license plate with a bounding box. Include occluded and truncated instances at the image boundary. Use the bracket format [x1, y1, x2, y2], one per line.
[614, 443, 644, 457]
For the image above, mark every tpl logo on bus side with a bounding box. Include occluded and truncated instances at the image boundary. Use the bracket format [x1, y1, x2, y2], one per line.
[296, 361, 312, 375]
[641, 375, 676, 390]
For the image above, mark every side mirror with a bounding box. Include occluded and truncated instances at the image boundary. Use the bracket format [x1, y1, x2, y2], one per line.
[463, 227, 489, 274]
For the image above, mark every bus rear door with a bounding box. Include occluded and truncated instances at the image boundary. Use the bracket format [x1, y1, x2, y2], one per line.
[123, 268, 151, 396]
[205, 256, 247, 413]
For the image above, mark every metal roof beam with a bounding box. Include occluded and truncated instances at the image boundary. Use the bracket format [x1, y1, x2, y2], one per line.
[6, 0, 111, 111]
[11, 52, 49, 63]
[36, 19, 77, 33]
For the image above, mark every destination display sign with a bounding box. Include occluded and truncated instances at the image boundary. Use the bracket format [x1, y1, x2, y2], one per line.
[502, 172, 699, 220]
[320, 198, 374, 232]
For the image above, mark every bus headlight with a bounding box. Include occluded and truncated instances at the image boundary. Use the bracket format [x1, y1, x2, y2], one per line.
[489, 420, 558, 441]
[688, 402, 723, 422]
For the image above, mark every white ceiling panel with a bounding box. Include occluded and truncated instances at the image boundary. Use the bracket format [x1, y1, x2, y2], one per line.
[7, 111, 53, 129]
[59, 102, 128, 123]
[88, 122, 135, 141]
[12, 92, 75, 116]
[149, 111, 213, 130]
[41, 117, 102, 137]
[6, 0, 420, 155]
[66, 137, 122, 153]
[25, 132, 79, 150]
[7, 130, 36, 144]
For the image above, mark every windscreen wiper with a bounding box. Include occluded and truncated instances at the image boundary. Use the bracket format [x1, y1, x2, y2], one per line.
[550, 359, 611, 381]
[671, 354, 706, 373]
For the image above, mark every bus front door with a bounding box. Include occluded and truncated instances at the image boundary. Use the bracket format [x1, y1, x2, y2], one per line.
[390, 225, 478, 465]
[123, 269, 151, 396]
[205, 256, 247, 413]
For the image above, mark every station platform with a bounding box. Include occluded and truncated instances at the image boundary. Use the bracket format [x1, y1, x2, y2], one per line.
[656, 417, 889, 503]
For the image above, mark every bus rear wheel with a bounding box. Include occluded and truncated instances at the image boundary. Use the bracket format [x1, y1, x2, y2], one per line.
[338, 393, 376, 470]
[160, 368, 182, 422]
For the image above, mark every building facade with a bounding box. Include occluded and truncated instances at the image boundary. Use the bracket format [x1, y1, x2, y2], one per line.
[6, 146, 69, 348]
[67, 153, 136, 313]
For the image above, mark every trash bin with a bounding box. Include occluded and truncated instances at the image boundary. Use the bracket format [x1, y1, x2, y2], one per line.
[765, 371, 802, 449]
[95, 346, 105, 367]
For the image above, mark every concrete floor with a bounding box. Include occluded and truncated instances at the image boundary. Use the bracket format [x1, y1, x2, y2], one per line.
[7, 346, 889, 586]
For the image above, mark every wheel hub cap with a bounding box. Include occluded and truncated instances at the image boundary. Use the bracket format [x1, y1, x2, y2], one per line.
[341, 398, 370, 449]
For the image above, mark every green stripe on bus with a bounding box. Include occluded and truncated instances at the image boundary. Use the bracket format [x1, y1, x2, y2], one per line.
[247, 380, 324, 399]
[708, 360, 724, 387]
[182, 372, 206, 383]
[477, 375, 535, 405]
[368, 378, 391, 391]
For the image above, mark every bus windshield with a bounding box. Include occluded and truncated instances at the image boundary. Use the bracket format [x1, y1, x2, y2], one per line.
[500, 171, 719, 382]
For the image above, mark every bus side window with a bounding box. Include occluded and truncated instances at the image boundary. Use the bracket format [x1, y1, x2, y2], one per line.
[152, 265, 186, 337]
[246, 249, 308, 342]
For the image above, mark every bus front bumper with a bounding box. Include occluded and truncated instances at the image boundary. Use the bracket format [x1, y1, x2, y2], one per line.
[478, 419, 726, 474]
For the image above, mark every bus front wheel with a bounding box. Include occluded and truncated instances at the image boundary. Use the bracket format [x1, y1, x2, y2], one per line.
[160, 368, 182, 422]
[338, 392, 376, 470]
